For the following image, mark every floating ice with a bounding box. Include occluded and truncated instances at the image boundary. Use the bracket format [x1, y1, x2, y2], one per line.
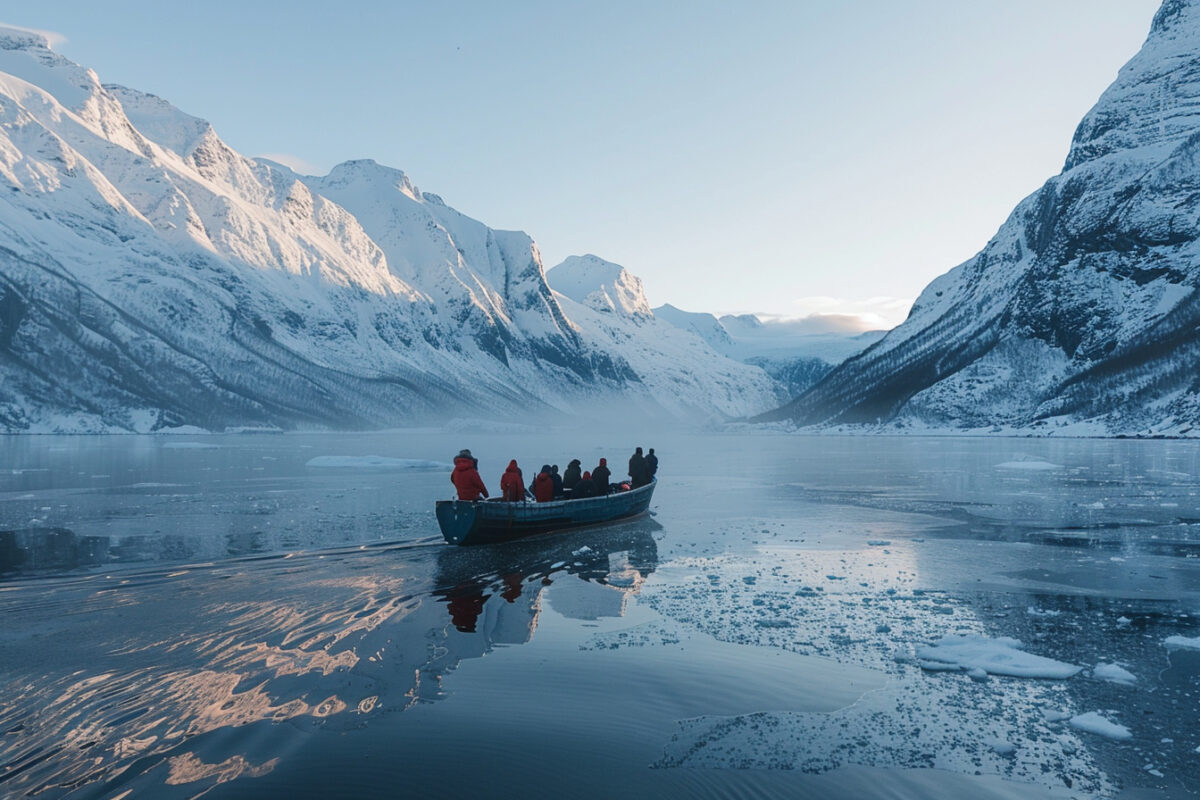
[1164, 635, 1200, 651]
[995, 461, 1063, 471]
[915, 635, 1082, 679]
[304, 456, 451, 469]
[1093, 663, 1136, 685]
[989, 740, 1017, 756]
[1069, 712, 1132, 740]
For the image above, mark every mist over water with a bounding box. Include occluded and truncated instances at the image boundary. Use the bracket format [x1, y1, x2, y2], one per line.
[1, 432, 1198, 798]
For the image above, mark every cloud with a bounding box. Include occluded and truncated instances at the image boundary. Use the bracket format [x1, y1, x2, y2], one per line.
[255, 152, 325, 176]
[0, 22, 67, 48]
[741, 296, 914, 333]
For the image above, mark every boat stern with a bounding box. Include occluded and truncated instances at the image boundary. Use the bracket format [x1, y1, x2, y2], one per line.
[436, 500, 480, 545]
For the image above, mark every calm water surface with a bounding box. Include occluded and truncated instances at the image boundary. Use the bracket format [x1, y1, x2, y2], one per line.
[1, 433, 1199, 798]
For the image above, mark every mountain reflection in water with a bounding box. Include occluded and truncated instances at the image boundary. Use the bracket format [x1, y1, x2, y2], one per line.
[0, 521, 659, 798]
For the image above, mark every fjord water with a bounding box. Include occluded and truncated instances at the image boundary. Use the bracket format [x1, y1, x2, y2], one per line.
[1, 433, 1199, 799]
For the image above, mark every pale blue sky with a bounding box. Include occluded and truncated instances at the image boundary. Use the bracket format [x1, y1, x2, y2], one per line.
[3, 1, 1164, 328]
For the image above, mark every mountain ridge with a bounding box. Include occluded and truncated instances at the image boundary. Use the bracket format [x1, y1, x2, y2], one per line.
[0, 27, 778, 432]
[761, 0, 1200, 437]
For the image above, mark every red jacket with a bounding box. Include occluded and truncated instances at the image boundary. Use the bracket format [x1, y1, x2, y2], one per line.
[532, 471, 554, 502]
[500, 460, 525, 501]
[451, 456, 488, 501]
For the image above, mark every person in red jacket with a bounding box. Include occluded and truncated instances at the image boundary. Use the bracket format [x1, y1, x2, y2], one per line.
[450, 449, 488, 501]
[500, 459, 526, 501]
[531, 465, 555, 502]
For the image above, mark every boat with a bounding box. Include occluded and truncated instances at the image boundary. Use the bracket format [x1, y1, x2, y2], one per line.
[436, 478, 656, 546]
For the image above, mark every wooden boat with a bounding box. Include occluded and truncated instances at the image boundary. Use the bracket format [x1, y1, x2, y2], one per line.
[436, 478, 656, 546]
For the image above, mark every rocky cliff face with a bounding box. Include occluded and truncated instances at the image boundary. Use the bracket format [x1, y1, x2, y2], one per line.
[763, 0, 1200, 436]
[0, 28, 778, 431]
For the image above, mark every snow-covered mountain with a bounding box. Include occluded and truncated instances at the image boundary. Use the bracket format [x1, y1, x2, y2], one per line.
[0, 28, 778, 432]
[545, 256, 785, 419]
[762, 0, 1200, 436]
[654, 304, 884, 397]
[549, 254, 653, 318]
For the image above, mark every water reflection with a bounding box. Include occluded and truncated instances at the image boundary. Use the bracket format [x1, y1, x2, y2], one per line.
[432, 522, 659, 633]
[0, 528, 108, 575]
[0, 522, 659, 798]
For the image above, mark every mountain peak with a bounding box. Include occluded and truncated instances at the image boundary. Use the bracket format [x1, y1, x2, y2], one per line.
[547, 255, 653, 318]
[0, 25, 100, 110]
[105, 84, 213, 157]
[0, 25, 55, 51]
[323, 159, 421, 202]
[1064, 0, 1200, 170]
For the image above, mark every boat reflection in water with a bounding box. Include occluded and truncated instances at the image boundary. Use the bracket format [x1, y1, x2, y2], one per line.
[432, 518, 659, 643]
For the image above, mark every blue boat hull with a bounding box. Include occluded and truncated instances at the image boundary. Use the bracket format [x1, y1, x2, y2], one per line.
[436, 479, 656, 546]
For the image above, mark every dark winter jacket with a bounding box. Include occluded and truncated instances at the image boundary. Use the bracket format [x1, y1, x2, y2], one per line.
[645, 451, 658, 478]
[500, 460, 525, 502]
[450, 456, 488, 501]
[563, 460, 582, 489]
[593, 458, 611, 495]
[629, 450, 647, 487]
[572, 472, 597, 499]
[551, 466, 563, 498]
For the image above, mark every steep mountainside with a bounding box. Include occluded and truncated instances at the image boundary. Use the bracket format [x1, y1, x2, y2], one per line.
[762, 0, 1200, 436]
[0, 28, 777, 431]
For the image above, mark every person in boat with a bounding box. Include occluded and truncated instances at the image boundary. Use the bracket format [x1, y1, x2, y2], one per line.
[629, 447, 648, 488]
[500, 460, 528, 501]
[562, 459, 582, 492]
[572, 470, 598, 499]
[530, 464, 555, 502]
[450, 449, 488, 501]
[592, 457, 611, 495]
[550, 465, 564, 498]
[645, 448, 658, 481]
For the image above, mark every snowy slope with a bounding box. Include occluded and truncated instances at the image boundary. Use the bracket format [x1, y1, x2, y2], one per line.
[762, 0, 1200, 436]
[546, 259, 785, 419]
[0, 28, 776, 431]
[549, 254, 653, 318]
[654, 304, 883, 397]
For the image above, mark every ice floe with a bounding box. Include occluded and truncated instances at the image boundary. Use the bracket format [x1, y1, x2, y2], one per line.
[304, 456, 452, 469]
[1164, 635, 1200, 651]
[994, 461, 1063, 471]
[1069, 712, 1132, 740]
[915, 635, 1081, 679]
[1093, 663, 1136, 685]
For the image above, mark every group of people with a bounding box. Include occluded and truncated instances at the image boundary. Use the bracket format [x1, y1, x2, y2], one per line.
[450, 447, 658, 503]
